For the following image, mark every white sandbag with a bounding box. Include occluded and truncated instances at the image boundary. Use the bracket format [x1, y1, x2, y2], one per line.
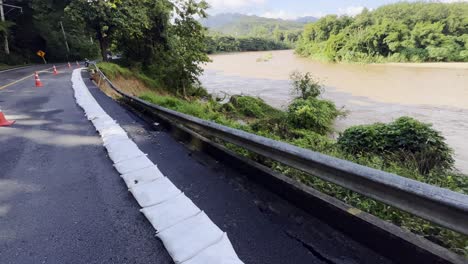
[121, 165, 164, 188]
[90, 114, 113, 123]
[79, 98, 98, 107]
[105, 139, 145, 163]
[85, 108, 107, 120]
[102, 134, 129, 146]
[130, 177, 181, 207]
[70, 69, 244, 264]
[183, 233, 244, 264]
[100, 125, 128, 138]
[140, 193, 200, 232]
[80, 100, 100, 110]
[87, 113, 108, 121]
[93, 116, 117, 131]
[114, 155, 154, 175]
[157, 211, 224, 263]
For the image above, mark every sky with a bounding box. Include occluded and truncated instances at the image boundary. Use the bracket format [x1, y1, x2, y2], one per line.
[204, 0, 467, 19]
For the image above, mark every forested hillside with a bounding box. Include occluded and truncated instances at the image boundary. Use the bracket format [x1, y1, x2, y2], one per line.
[205, 34, 289, 54]
[296, 2, 468, 63]
[200, 13, 315, 53]
[200, 13, 315, 38]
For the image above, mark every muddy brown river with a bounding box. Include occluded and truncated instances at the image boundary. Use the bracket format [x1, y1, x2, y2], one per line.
[200, 50, 468, 173]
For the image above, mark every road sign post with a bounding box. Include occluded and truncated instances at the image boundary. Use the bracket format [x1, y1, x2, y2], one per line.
[36, 50, 47, 64]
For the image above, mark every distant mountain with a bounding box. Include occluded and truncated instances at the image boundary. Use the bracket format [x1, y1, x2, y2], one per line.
[201, 13, 246, 29]
[295, 16, 319, 23]
[200, 13, 318, 37]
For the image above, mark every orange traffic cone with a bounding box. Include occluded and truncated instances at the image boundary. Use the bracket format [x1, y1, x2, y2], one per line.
[35, 72, 43, 87]
[53, 65, 58, 75]
[68, 62, 72, 69]
[0, 109, 15, 127]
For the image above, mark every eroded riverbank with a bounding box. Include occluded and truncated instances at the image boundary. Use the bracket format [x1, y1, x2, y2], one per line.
[201, 50, 468, 173]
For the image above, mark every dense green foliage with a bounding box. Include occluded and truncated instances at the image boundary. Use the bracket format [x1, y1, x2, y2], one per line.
[0, 0, 98, 65]
[205, 34, 289, 53]
[338, 117, 455, 175]
[2, 0, 210, 96]
[66, 0, 210, 96]
[296, 2, 468, 62]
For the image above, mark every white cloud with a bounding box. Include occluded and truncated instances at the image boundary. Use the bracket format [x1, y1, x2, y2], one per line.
[262, 6, 367, 20]
[261, 10, 325, 20]
[261, 10, 298, 20]
[206, 0, 266, 10]
[337, 6, 367, 17]
[207, 0, 468, 20]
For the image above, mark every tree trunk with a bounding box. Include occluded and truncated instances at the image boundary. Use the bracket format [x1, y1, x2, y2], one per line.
[98, 34, 109, 61]
[182, 83, 187, 99]
[0, 0, 10, 55]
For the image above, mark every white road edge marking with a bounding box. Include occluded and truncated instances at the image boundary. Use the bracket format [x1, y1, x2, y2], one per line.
[71, 69, 244, 264]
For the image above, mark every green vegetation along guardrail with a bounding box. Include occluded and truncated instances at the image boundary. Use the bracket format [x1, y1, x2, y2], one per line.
[90, 62, 468, 237]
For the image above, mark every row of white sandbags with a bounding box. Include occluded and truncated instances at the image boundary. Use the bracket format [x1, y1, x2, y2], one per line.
[71, 69, 243, 264]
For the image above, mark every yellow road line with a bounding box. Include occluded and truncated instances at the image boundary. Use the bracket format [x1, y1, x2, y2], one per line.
[0, 68, 53, 90]
[0, 74, 34, 90]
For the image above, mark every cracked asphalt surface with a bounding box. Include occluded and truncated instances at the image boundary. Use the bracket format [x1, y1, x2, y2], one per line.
[0, 65, 393, 264]
[0, 66, 172, 264]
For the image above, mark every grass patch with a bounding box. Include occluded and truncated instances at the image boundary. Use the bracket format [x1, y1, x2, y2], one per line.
[97, 62, 163, 91]
[97, 62, 133, 79]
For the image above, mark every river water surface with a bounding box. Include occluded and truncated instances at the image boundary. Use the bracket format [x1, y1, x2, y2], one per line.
[200, 50, 468, 173]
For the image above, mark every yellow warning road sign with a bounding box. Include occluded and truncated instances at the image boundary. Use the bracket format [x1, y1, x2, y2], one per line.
[36, 50, 47, 64]
[36, 50, 46, 58]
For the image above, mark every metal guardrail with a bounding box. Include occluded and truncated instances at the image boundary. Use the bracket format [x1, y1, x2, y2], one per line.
[90, 63, 468, 236]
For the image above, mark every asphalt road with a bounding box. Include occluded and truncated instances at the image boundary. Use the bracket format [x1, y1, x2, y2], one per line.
[0, 65, 173, 264]
[0, 65, 393, 264]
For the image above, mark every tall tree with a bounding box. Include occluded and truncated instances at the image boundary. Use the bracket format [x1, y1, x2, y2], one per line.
[65, 0, 148, 61]
[168, 0, 210, 96]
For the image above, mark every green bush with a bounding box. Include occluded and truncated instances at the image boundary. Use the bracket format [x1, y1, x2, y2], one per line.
[336, 123, 389, 154]
[251, 112, 292, 138]
[290, 71, 323, 99]
[288, 129, 337, 152]
[224, 95, 280, 118]
[287, 98, 341, 135]
[338, 117, 454, 174]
